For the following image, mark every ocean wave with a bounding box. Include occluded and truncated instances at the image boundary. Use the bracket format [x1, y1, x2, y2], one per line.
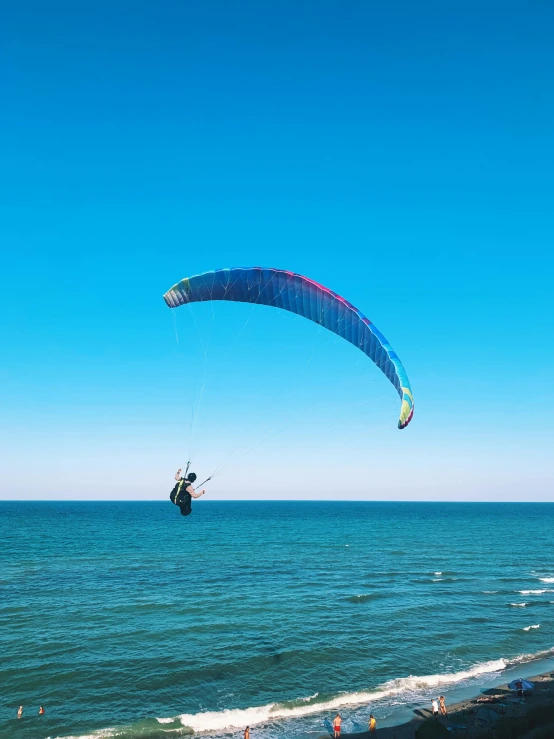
[510, 603, 527, 607]
[155, 659, 507, 733]
[507, 647, 554, 665]
[345, 593, 384, 603]
[522, 624, 540, 631]
[49, 717, 188, 738]
[47, 731, 115, 739]
[519, 589, 554, 595]
[49, 650, 554, 738]
[538, 577, 554, 583]
[278, 692, 320, 709]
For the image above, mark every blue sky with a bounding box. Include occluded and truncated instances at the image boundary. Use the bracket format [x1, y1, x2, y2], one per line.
[2, 1, 553, 500]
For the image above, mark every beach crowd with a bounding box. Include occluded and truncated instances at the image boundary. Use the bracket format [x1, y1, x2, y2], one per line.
[328, 695, 446, 736]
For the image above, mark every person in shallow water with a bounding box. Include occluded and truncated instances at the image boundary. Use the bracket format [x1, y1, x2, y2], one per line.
[170, 469, 206, 516]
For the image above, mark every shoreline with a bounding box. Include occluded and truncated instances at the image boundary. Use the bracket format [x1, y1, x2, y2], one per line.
[333, 669, 554, 738]
[7, 663, 554, 738]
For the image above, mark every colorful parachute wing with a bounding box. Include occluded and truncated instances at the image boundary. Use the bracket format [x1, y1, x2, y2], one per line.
[164, 267, 414, 429]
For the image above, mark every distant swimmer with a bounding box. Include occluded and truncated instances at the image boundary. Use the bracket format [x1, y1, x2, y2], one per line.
[17, 706, 23, 719]
[170, 469, 206, 516]
[333, 713, 342, 738]
[368, 714, 376, 732]
[244, 727, 250, 739]
[39, 706, 45, 715]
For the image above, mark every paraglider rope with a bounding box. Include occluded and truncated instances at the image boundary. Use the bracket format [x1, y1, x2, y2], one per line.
[170, 268, 400, 485]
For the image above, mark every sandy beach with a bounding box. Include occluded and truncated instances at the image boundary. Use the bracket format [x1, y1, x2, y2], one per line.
[332, 672, 554, 738]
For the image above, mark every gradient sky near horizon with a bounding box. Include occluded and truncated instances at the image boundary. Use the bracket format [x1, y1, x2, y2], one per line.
[2, 1, 553, 500]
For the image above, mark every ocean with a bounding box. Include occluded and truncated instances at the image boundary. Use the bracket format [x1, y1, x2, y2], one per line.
[1, 501, 554, 739]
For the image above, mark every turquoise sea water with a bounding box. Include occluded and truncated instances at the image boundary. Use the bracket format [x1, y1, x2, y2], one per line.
[2, 501, 554, 739]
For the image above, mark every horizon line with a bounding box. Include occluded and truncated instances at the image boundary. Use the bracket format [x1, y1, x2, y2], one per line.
[1, 499, 553, 504]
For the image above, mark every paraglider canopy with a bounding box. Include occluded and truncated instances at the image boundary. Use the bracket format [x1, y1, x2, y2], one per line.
[164, 267, 414, 429]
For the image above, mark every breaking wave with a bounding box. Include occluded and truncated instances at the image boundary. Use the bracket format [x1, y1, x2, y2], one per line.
[157, 659, 508, 733]
[519, 589, 554, 595]
[48, 648, 554, 738]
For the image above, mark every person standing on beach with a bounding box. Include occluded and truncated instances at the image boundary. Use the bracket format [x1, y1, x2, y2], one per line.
[368, 714, 377, 732]
[17, 706, 23, 719]
[431, 698, 439, 719]
[439, 696, 446, 717]
[244, 726, 250, 739]
[333, 713, 342, 738]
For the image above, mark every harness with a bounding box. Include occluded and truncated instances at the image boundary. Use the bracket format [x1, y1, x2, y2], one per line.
[170, 477, 189, 505]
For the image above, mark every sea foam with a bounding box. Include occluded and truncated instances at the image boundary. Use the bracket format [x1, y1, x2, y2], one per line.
[519, 589, 554, 595]
[155, 659, 507, 733]
[52, 651, 554, 738]
[47, 731, 115, 739]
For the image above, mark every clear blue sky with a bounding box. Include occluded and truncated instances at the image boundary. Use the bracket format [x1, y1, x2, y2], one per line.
[2, 1, 553, 500]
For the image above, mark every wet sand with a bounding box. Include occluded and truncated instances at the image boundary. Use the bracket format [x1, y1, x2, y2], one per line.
[328, 671, 554, 738]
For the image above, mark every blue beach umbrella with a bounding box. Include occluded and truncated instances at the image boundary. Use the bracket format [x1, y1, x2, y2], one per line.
[508, 679, 534, 691]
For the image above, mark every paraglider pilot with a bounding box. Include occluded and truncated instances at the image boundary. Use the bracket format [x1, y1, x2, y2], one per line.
[170, 469, 206, 516]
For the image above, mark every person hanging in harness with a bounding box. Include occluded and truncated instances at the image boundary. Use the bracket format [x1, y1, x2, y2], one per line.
[170, 469, 206, 516]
